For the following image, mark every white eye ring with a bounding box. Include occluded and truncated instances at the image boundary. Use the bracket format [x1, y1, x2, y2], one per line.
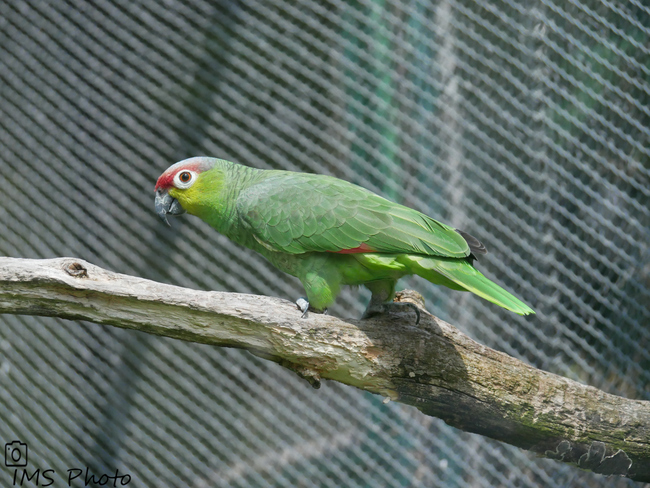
[174, 170, 197, 189]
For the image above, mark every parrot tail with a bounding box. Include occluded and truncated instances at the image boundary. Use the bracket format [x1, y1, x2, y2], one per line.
[407, 256, 535, 315]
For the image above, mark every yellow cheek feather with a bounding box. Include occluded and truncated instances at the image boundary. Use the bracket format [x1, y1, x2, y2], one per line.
[169, 169, 226, 218]
[169, 186, 201, 215]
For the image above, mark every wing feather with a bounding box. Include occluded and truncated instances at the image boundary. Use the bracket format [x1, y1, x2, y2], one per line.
[237, 172, 469, 258]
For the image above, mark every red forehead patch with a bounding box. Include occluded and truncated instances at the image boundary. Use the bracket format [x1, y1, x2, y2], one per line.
[154, 160, 205, 191]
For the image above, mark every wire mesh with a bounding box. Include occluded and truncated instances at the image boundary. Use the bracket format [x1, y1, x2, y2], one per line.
[0, 0, 649, 486]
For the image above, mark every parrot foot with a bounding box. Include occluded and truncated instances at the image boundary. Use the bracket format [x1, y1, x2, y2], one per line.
[296, 297, 310, 318]
[362, 302, 421, 325]
[296, 297, 327, 319]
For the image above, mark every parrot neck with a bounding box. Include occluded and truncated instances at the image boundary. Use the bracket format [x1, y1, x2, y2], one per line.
[193, 161, 267, 238]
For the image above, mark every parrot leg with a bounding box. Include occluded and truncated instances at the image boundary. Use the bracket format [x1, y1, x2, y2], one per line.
[362, 280, 421, 325]
[296, 269, 339, 319]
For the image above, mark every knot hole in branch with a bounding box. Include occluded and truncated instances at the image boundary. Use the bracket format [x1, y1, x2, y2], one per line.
[64, 261, 88, 278]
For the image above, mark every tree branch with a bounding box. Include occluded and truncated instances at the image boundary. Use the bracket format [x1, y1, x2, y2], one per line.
[0, 257, 648, 481]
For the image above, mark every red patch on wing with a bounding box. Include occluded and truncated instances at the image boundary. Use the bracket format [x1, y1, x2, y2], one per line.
[154, 161, 204, 191]
[333, 243, 376, 254]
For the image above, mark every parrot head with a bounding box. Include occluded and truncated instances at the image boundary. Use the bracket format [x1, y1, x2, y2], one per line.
[154, 157, 218, 225]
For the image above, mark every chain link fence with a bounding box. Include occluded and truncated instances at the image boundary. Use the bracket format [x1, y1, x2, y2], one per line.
[1, 0, 649, 486]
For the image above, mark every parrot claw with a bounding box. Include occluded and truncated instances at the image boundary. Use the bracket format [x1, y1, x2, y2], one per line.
[296, 297, 310, 318]
[362, 302, 421, 325]
[296, 297, 327, 319]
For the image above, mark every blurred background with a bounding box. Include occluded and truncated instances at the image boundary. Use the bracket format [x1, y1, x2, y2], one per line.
[0, 0, 649, 486]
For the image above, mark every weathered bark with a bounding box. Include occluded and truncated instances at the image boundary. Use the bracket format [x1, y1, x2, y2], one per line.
[0, 257, 648, 481]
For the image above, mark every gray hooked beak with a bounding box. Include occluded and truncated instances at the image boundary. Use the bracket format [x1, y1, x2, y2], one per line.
[155, 188, 186, 226]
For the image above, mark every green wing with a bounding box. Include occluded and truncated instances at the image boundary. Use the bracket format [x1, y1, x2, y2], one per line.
[237, 172, 469, 258]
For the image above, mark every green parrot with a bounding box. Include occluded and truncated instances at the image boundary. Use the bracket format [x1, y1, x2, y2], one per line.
[155, 157, 534, 321]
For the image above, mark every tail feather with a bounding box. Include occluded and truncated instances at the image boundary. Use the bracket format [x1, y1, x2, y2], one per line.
[411, 256, 535, 316]
[455, 229, 487, 256]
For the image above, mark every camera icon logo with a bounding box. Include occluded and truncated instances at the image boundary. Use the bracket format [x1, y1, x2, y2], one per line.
[5, 441, 28, 467]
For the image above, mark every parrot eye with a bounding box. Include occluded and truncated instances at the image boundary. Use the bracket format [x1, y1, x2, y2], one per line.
[173, 170, 197, 189]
